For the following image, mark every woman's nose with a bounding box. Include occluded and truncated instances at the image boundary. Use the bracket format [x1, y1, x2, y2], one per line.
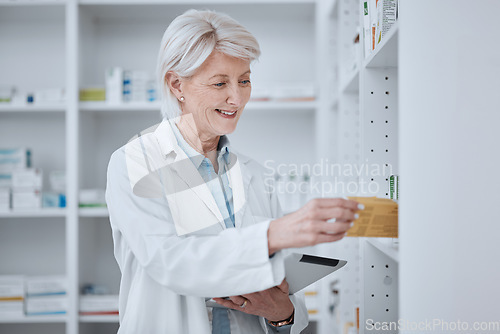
[226, 85, 244, 106]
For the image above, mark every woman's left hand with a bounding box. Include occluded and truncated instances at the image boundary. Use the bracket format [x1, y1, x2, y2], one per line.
[213, 279, 294, 322]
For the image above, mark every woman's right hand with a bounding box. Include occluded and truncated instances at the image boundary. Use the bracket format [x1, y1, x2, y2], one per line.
[267, 198, 362, 255]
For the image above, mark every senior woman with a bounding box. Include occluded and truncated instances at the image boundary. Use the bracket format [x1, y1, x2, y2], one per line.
[105, 9, 361, 334]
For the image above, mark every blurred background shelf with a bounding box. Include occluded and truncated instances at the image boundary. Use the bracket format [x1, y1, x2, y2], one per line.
[0, 209, 67, 218]
[0, 315, 67, 323]
[78, 207, 109, 217]
[0, 104, 66, 113]
[79, 100, 316, 112]
[365, 238, 399, 263]
[79, 315, 118, 323]
[363, 22, 399, 68]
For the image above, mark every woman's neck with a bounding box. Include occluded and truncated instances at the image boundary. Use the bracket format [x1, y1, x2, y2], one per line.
[176, 115, 219, 156]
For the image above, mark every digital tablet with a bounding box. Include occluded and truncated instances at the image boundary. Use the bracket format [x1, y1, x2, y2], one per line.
[206, 253, 347, 307]
[285, 253, 347, 294]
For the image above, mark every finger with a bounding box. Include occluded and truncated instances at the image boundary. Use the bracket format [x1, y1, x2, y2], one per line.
[316, 231, 347, 243]
[213, 297, 244, 310]
[318, 207, 358, 222]
[310, 198, 361, 211]
[276, 279, 289, 294]
[228, 295, 247, 307]
[318, 221, 353, 235]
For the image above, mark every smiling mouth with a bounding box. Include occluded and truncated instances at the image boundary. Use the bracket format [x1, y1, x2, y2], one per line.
[215, 109, 237, 116]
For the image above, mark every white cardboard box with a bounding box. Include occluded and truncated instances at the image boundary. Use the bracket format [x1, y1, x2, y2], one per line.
[12, 189, 42, 211]
[12, 168, 42, 189]
[80, 295, 119, 313]
[25, 296, 67, 315]
[26, 276, 67, 297]
[0, 275, 25, 298]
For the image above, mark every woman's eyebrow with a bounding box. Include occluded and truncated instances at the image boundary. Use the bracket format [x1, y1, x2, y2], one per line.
[208, 70, 251, 80]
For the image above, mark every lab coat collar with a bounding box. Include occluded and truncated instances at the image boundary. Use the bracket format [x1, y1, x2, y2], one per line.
[153, 118, 252, 230]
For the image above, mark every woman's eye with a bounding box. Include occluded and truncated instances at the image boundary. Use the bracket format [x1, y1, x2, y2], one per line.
[214, 82, 226, 87]
[240, 80, 251, 85]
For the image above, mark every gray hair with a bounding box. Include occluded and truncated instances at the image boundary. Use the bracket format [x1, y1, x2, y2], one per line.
[156, 9, 261, 119]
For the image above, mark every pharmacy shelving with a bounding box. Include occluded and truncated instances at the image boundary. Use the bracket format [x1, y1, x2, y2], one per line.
[340, 69, 360, 94]
[0, 0, 66, 5]
[0, 105, 66, 113]
[0, 209, 67, 218]
[79, 315, 118, 323]
[314, 0, 400, 333]
[0, 315, 67, 324]
[365, 238, 399, 263]
[79, 100, 316, 112]
[78, 207, 108, 217]
[0, 4, 68, 333]
[363, 21, 398, 68]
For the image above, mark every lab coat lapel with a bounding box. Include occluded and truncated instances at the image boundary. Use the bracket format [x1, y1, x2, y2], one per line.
[229, 152, 252, 228]
[169, 151, 224, 225]
[154, 119, 224, 226]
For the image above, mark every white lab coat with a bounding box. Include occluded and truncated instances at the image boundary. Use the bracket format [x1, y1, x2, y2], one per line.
[105, 118, 309, 334]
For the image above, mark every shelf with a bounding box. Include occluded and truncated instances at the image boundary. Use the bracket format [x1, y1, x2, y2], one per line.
[79, 101, 160, 112]
[0, 315, 67, 323]
[0, 104, 66, 113]
[0, 0, 65, 6]
[365, 238, 399, 263]
[0, 208, 66, 218]
[79, 207, 109, 217]
[246, 100, 316, 111]
[340, 68, 359, 94]
[79, 101, 316, 113]
[79, 315, 119, 323]
[363, 22, 399, 68]
[79, 0, 315, 6]
[77, 1, 315, 22]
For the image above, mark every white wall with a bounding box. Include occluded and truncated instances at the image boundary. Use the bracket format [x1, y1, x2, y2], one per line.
[400, 0, 500, 329]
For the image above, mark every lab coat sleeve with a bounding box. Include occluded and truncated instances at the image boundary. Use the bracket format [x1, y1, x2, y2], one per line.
[259, 171, 309, 334]
[106, 148, 286, 298]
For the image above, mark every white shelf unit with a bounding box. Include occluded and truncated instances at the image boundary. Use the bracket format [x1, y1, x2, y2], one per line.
[314, 0, 400, 333]
[0, 209, 67, 218]
[79, 100, 317, 112]
[0, 105, 66, 113]
[0, 4, 69, 334]
[1, 1, 323, 333]
[0, 315, 67, 324]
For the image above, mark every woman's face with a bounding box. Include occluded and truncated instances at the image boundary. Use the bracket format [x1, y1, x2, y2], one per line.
[179, 51, 252, 137]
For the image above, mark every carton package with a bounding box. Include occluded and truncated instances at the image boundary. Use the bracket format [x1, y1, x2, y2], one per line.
[33, 89, 65, 105]
[0, 301, 24, 317]
[346, 197, 398, 238]
[0, 188, 10, 211]
[105, 67, 123, 104]
[12, 189, 42, 211]
[12, 168, 42, 190]
[79, 189, 106, 207]
[25, 296, 67, 316]
[42, 192, 66, 208]
[26, 276, 67, 297]
[80, 295, 119, 315]
[0, 148, 31, 187]
[49, 170, 66, 193]
[0, 276, 25, 318]
[0, 276, 24, 299]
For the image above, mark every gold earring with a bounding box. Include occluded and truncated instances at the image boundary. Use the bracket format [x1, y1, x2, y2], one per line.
[179, 96, 185, 102]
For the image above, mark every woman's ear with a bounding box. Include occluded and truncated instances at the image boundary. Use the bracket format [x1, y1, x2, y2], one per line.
[165, 71, 183, 100]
